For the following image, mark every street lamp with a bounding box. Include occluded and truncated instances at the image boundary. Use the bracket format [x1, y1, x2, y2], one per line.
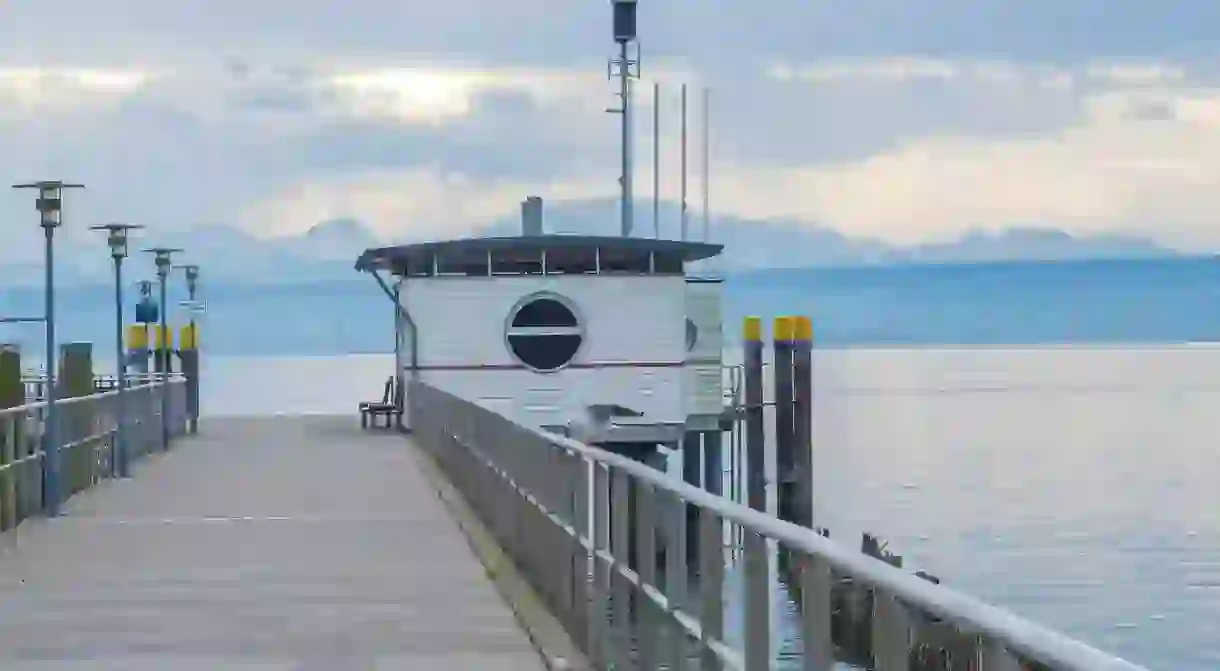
[174, 264, 202, 434]
[90, 223, 143, 478]
[12, 180, 84, 518]
[142, 246, 183, 451]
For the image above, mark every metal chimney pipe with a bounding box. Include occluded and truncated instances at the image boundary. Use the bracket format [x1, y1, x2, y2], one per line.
[521, 196, 543, 236]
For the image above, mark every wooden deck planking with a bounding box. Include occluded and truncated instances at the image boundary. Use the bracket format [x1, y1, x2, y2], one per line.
[0, 416, 546, 670]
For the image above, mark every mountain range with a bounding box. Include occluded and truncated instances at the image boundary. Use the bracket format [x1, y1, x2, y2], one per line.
[0, 198, 1183, 287]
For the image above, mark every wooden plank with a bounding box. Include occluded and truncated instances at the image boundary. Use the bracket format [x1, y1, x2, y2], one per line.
[0, 416, 546, 669]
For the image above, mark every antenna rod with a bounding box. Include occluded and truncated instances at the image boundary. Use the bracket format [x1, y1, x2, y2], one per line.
[620, 39, 633, 237]
[702, 86, 711, 242]
[680, 82, 688, 241]
[653, 80, 660, 239]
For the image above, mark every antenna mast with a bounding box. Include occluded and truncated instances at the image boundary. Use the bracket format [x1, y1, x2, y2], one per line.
[702, 86, 711, 242]
[680, 82, 688, 241]
[653, 80, 661, 239]
[607, 0, 640, 237]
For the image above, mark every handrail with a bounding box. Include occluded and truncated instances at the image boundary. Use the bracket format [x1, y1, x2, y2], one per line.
[0, 377, 190, 531]
[548, 429, 1140, 670]
[7, 378, 181, 417]
[410, 379, 1147, 670]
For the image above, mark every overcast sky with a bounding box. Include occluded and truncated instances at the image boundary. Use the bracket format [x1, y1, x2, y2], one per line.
[3, 1, 1220, 254]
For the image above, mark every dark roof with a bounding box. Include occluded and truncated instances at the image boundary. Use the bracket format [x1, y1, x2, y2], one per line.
[355, 234, 724, 273]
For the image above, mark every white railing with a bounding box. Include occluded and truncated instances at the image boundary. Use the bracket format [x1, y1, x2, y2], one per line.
[0, 376, 189, 531]
[410, 379, 1147, 670]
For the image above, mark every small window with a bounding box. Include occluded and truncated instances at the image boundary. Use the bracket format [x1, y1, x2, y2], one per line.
[506, 293, 584, 372]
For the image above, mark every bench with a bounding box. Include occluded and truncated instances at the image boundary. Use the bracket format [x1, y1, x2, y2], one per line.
[359, 376, 402, 430]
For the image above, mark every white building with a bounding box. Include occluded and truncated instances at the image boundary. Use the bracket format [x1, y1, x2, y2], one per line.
[356, 234, 725, 448]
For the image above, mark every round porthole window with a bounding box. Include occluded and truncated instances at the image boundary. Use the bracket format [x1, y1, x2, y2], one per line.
[506, 293, 584, 372]
[685, 318, 699, 352]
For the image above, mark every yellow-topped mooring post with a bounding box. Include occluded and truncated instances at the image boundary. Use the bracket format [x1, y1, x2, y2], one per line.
[153, 325, 173, 375]
[792, 316, 814, 530]
[742, 316, 765, 513]
[741, 316, 770, 669]
[127, 324, 149, 377]
[0, 345, 21, 531]
[773, 316, 797, 526]
[179, 323, 200, 434]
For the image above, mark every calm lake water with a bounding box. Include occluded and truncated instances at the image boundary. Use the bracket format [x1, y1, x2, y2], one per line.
[197, 347, 1218, 670]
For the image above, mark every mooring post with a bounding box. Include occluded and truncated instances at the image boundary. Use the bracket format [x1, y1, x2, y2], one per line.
[0, 344, 22, 531]
[154, 325, 173, 451]
[681, 430, 702, 571]
[773, 316, 796, 524]
[702, 429, 723, 498]
[58, 342, 93, 497]
[742, 316, 772, 666]
[179, 323, 200, 434]
[743, 317, 766, 513]
[127, 325, 149, 377]
[792, 315, 814, 529]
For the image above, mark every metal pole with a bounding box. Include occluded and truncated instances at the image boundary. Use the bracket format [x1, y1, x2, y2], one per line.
[42, 225, 60, 516]
[653, 80, 660, 239]
[680, 83, 688, 241]
[702, 86, 711, 243]
[158, 270, 169, 451]
[620, 40, 633, 237]
[114, 256, 128, 477]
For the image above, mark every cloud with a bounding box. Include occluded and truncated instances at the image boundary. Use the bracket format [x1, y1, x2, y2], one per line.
[237, 168, 612, 241]
[704, 85, 1220, 247]
[0, 67, 159, 118]
[3, 2, 1220, 259]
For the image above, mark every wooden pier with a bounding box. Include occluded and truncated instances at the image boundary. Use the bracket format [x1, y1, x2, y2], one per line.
[0, 416, 558, 668]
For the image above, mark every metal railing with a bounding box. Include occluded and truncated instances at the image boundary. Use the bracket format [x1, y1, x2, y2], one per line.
[21, 373, 169, 403]
[0, 376, 188, 530]
[410, 380, 1146, 670]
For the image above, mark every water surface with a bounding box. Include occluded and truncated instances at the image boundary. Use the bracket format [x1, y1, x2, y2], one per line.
[196, 348, 1219, 669]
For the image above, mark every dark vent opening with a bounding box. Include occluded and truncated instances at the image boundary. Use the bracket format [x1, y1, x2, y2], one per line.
[513, 298, 578, 328]
[508, 334, 583, 371]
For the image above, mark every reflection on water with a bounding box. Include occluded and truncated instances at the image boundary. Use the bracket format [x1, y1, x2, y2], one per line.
[199, 348, 1218, 670]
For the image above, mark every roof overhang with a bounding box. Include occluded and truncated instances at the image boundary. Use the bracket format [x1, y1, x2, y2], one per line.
[355, 234, 724, 274]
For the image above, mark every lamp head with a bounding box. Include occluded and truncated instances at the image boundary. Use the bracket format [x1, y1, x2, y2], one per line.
[13, 180, 84, 229]
[142, 247, 185, 278]
[89, 223, 144, 259]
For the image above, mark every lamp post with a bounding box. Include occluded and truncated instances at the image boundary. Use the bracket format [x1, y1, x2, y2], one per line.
[12, 180, 84, 518]
[142, 247, 183, 451]
[174, 264, 201, 434]
[174, 264, 200, 329]
[90, 223, 143, 478]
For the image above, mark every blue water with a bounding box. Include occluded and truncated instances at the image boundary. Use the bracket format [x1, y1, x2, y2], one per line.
[3, 257, 1219, 356]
